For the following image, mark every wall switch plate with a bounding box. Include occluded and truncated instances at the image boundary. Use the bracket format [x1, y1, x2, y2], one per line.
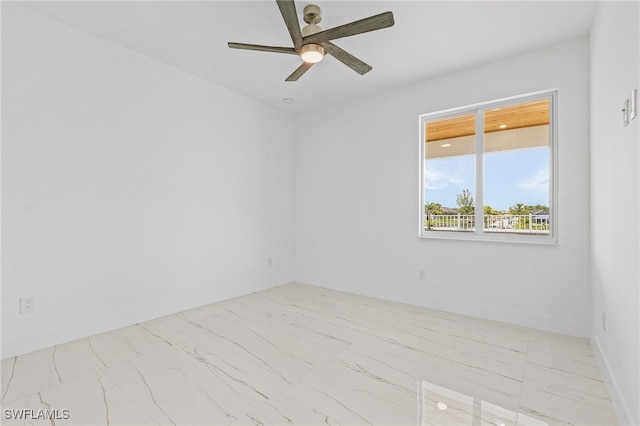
[267, 257, 273, 267]
[630, 89, 637, 120]
[20, 296, 34, 314]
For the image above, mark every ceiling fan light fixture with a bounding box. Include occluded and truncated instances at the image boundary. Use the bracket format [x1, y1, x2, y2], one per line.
[300, 43, 324, 63]
[302, 23, 322, 37]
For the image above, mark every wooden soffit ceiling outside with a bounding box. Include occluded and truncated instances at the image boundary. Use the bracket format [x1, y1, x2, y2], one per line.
[426, 100, 549, 142]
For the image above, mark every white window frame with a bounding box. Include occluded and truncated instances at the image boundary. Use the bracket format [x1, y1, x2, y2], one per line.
[418, 90, 558, 244]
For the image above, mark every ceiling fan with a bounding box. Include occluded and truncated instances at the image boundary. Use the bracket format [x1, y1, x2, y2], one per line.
[228, 0, 395, 81]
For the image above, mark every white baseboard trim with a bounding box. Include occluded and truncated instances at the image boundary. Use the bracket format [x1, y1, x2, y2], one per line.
[294, 273, 587, 337]
[591, 333, 636, 426]
[1, 275, 291, 359]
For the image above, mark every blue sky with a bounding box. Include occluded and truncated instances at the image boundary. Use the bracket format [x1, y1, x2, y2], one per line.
[424, 147, 549, 211]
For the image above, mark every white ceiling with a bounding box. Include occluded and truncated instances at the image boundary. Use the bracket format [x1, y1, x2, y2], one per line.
[15, 1, 597, 114]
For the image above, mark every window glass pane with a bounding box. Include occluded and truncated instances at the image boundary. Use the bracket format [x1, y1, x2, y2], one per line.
[424, 113, 476, 232]
[482, 100, 550, 235]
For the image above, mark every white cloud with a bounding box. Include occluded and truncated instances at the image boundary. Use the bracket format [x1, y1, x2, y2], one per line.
[519, 167, 548, 191]
[424, 164, 463, 190]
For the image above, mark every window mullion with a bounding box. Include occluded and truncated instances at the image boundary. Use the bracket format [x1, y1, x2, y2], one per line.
[474, 109, 484, 235]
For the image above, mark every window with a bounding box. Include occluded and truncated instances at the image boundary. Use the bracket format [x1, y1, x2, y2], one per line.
[419, 91, 557, 242]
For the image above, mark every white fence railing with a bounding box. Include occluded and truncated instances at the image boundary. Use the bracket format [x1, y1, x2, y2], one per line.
[425, 214, 550, 234]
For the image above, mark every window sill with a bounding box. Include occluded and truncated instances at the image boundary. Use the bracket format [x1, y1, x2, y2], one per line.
[419, 230, 558, 245]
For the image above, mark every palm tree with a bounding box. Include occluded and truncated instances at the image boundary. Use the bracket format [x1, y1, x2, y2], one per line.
[509, 203, 527, 215]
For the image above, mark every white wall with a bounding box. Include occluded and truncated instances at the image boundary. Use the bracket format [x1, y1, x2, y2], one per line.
[1, 4, 295, 358]
[5, 10, 637, 422]
[590, 2, 640, 424]
[294, 38, 591, 337]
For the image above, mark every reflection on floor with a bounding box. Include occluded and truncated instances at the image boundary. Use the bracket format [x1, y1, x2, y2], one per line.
[418, 380, 550, 426]
[1, 283, 618, 425]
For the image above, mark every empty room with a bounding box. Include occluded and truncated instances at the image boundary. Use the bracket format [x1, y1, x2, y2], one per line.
[1, 1, 639, 425]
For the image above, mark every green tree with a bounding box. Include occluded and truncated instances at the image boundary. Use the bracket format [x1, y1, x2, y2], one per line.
[531, 204, 548, 213]
[484, 205, 499, 215]
[425, 202, 444, 215]
[456, 189, 474, 214]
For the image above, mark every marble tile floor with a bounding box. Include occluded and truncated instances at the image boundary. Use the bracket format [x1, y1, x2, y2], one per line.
[1, 283, 618, 426]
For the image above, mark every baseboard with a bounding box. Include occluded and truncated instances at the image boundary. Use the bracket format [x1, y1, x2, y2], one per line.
[295, 273, 587, 337]
[591, 333, 636, 426]
[1, 275, 291, 359]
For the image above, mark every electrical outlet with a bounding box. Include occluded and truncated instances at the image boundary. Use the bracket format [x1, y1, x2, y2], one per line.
[601, 312, 606, 332]
[20, 297, 34, 314]
[418, 270, 426, 281]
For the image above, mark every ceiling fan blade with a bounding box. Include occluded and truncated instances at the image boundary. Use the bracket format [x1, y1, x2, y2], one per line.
[322, 42, 372, 75]
[285, 62, 313, 81]
[228, 42, 298, 55]
[302, 11, 394, 44]
[276, 0, 303, 50]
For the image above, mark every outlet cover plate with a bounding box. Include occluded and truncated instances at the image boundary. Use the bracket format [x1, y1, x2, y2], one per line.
[20, 297, 34, 314]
